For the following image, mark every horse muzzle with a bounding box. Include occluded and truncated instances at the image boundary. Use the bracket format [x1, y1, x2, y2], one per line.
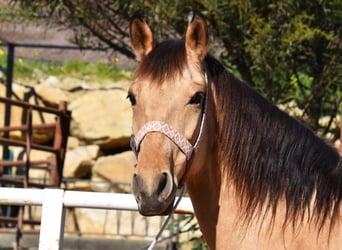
[132, 171, 177, 216]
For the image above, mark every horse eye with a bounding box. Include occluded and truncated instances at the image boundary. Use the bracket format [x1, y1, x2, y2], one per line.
[127, 93, 137, 106]
[189, 92, 205, 105]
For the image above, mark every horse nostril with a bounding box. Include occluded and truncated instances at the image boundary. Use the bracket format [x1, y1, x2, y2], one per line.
[132, 173, 141, 202]
[157, 173, 167, 195]
[158, 172, 173, 202]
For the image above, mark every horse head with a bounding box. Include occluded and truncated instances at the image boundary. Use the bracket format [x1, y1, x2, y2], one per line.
[128, 13, 210, 216]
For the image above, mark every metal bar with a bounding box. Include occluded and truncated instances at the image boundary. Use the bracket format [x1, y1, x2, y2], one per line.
[0, 178, 53, 188]
[38, 189, 65, 250]
[0, 188, 194, 213]
[0, 188, 44, 205]
[2, 43, 15, 162]
[51, 102, 64, 186]
[0, 216, 40, 225]
[0, 160, 51, 167]
[0, 228, 40, 234]
[0, 123, 56, 132]
[0, 137, 59, 153]
[0, 97, 64, 115]
[0, 188, 194, 249]
[0, 43, 108, 51]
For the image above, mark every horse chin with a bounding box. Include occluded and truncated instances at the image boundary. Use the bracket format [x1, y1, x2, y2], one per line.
[138, 197, 175, 216]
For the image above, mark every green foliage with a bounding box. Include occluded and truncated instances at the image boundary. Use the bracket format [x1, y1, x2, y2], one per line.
[0, 51, 130, 82]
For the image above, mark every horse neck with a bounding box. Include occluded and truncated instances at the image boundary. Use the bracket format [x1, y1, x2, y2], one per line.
[185, 85, 227, 248]
[186, 154, 221, 249]
[186, 142, 243, 249]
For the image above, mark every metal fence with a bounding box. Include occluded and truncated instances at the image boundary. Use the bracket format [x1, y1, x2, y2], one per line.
[0, 187, 194, 250]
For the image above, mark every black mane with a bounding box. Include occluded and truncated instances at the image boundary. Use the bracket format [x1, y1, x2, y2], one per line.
[205, 54, 342, 230]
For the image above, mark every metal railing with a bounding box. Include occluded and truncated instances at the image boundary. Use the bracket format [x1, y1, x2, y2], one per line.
[0, 96, 71, 187]
[0, 187, 194, 250]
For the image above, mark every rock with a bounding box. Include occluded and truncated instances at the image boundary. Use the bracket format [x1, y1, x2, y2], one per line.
[63, 145, 101, 178]
[91, 151, 135, 193]
[87, 79, 131, 91]
[34, 81, 68, 107]
[61, 77, 86, 91]
[90, 173, 112, 192]
[62, 181, 93, 191]
[43, 76, 61, 87]
[66, 136, 80, 150]
[32, 68, 46, 82]
[69, 89, 132, 150]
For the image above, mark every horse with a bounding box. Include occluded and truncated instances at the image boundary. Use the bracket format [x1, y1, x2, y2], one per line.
[128, 13, 342, 249]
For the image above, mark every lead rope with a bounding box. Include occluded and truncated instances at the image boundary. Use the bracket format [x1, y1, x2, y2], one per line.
[146, 185, 186, 250]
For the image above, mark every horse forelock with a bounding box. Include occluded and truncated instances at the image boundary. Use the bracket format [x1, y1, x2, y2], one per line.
[134, 40, 187, 84]
[205, 55, 342, 232]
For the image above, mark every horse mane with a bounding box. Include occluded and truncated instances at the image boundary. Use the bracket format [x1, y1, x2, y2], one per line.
[205, 54, 342, 231]
[134, 39, 342, 231]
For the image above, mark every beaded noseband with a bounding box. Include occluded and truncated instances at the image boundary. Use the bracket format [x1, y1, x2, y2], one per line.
[130, 74, 208, 161]
[131, 121, 194, 160]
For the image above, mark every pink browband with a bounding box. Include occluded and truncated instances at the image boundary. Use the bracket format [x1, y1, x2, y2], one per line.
[130, 73, 208, 161]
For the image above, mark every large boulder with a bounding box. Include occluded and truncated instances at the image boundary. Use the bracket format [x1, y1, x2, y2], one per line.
[69, 88, 132, 150]
[63, 145, 101, 178]
[34, 78, 69, 107]
[91, 151, 135, 193]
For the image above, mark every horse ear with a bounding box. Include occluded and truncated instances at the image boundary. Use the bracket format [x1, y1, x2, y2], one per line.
[130, 14, 156, 61]
[185, 12, 208, 62]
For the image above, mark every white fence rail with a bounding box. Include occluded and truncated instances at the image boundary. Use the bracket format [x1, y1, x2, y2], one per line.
[0, 187, 194, 250]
